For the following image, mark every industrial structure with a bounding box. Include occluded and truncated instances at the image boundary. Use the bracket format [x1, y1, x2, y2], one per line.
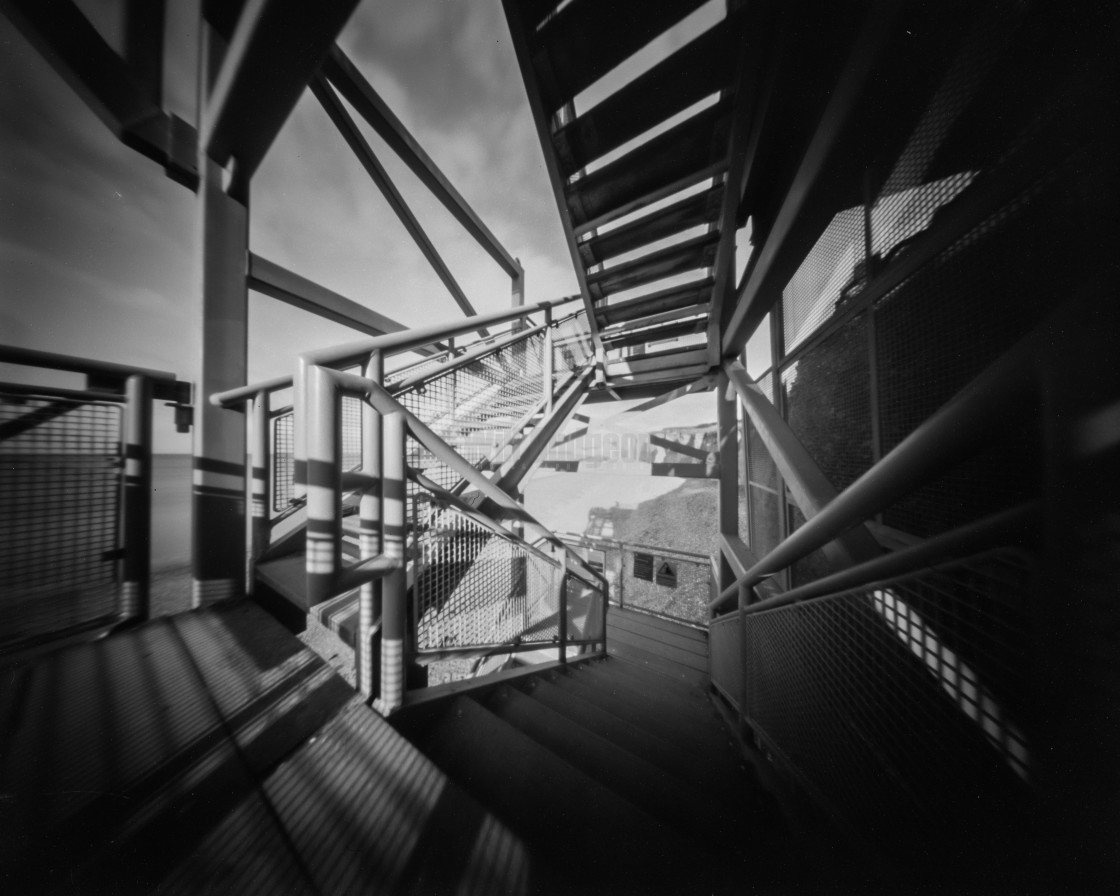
[1, 0, 1118, 892]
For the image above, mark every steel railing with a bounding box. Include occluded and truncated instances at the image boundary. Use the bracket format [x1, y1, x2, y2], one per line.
[305, 358, 605, 712]
[212, 300, 602, 712]
[0, 345, 191, 652]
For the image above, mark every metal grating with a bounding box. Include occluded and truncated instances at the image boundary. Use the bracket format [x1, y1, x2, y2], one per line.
[397, 330, 547, 497]
[781, 205, 865, 354]
[413, 504, 558, 650]
[619, 544, 709, 625]
[553, 313, 594, 381]
[782, 313, 872, 494]
[743, 548, 1034, 866]
[565, 572, 604, 642]
[0, 394, 122, 648]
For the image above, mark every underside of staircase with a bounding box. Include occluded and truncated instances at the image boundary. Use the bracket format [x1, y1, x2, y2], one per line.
[0, 602, 818, 894]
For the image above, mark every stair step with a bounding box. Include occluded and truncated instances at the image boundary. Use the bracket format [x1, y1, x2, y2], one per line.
[580, 655, 714, 712]
[608, 605, 709, 649]
[545, 667, 735, 763]
[517, 674, 731, 795]
[604, 623, 709, 676]
[605, 635, 709, 688]
[414, 694, 713, 894]
[567, 660, 727, 742]
[482, 684, 744, 839]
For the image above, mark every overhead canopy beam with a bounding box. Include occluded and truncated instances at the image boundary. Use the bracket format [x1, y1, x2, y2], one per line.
[0, 0, 197, 187]
[321, 45, 522, 281]
[204, 0, 360, 191]
[247, 254, 438, 355]
[309, 75, 482, 326]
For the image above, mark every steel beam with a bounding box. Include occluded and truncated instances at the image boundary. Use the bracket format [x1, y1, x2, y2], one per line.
[309, 75, 482, 323]
[500, 0, 603, 357]
[322, 45, 521, 280]
[203, 0, 360, 191]
[192, 154, 249, 606]
[725, 359, 881, 571]
[247, 253, 437, 350]
[0, 0, 197, 187]
[720, 0, 901, 355]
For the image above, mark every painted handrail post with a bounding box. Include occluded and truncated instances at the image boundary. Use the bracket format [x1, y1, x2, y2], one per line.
[557, 550, 568, 664]
[358, 350, 384, 699]
[122, 374, 152, 621]
[248, 389, 270, 586]
[306, 365, 341, 605]
[543, 306, 554, 415]
[377, 411, 407, 714]
[293, 355, 309, 503]
[600, 569, 608, 653]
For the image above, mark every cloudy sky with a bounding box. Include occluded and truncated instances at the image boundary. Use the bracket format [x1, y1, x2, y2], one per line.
[1, 0, 720, 451]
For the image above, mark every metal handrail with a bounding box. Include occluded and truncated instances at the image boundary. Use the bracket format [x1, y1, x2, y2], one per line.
[711, 310, 1044, 613]
[739, 504, 1037, 617]
[210, 294, 581, 408]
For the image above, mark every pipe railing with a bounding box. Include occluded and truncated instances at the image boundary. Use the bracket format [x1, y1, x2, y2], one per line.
[0, 346, 191, 645]
[291, 315, 604, 712]
[711, 307, 1049, 614]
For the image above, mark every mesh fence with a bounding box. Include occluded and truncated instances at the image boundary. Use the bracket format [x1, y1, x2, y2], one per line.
[553, 313, 594, 382]
[413, 503, 559, 650]
[269, 323, 569, 512]
[742, 548, 1034, 866]
[0, 394, 122, 648]
[397, 330, 547, 500]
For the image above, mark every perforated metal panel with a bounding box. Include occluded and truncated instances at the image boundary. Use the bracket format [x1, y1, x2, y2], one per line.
[0, 394, 122, 647]
[782, 314, 871, 494]
[782, 206, 865, 354]
[413, 504, 558, 650]
[743, 549, 1034, 865]
[397, 330, 547, 497]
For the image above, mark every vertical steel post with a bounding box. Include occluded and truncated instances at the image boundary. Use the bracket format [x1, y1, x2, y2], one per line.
[717, 368, 739, 595]
[600, 564, 609, 655]
[378, 412, 407, 714]
[358, 350, 384, 699]
[305, 365, 341, 606]
[557, 550, 568, 664]
[122, 374, 152, 621]
[192, 152, 249, 605]
[247, 389, 269, 591]
[543, 306, 554, 415]
[770, 305, 791, 590]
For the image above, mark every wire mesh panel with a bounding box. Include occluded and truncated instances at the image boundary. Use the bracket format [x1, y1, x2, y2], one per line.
[398, 330, 547, 497]
[553, 313, 593, 381]
[619, 544, 709, 624]
[413, 504, 558, 650]
[782, 206, 865, 354]
[0, 394, 122, 648]
[743, 548, 1034, 870]
[565, 573, 604, 642]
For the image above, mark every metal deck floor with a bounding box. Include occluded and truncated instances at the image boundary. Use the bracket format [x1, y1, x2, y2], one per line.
[0, 601, 528, 894]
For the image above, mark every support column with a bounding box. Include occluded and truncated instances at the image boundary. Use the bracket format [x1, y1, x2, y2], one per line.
[191, 152, 248, 606]
[358, 351, 384, 699]
[247, 389, 269, 590]
[377, 412, 407, 714]
[122, 374, 152, 620]
[717, 368, 739, 595]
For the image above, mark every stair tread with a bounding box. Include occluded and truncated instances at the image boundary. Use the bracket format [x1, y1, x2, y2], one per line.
[605, 623, 710, 673]
[568, 660, 725, 736]
[483, 684, 750, 839]
[546, 667, 737, 766]
[608, 605, 709, 649]
[415, 694, 713, 893]
[519, 674, 735, 795]
[606, 637, 710, 687]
